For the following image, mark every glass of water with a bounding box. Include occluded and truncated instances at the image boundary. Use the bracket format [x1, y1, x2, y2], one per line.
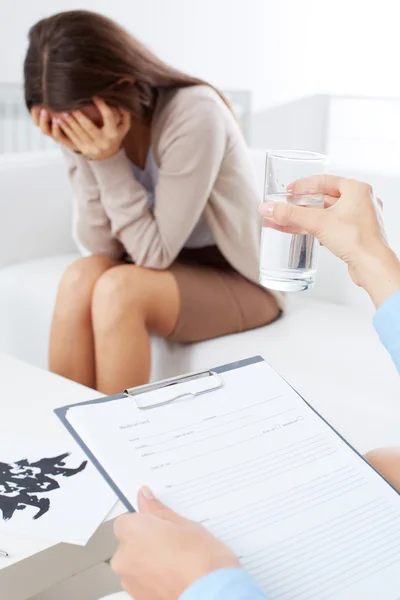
[259, 150, 327, 292]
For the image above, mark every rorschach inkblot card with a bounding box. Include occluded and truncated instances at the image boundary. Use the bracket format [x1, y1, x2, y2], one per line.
[0, 436, 117, 545]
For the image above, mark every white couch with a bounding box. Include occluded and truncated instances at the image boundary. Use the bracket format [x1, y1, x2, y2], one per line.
[0, 149, 399, 452]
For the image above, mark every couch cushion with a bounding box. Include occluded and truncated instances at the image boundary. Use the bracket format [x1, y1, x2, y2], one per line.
[0, 255, 399, 454]
[0, 150, 76, 270]
[0, 254, 78, 369]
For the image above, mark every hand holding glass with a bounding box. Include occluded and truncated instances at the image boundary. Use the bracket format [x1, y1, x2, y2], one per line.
[259, 150, 327, 292]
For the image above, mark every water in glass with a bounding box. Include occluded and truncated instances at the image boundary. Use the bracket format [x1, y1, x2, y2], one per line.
[259, 193, 323, 292]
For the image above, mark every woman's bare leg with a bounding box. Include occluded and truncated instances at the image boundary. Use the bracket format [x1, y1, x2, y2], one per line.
[92, 265, 180, 395]
[364, 447, 400, 492]
[49, 255, 122, 388]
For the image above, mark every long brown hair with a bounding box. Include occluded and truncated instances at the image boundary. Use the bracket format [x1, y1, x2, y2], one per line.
[24, 10, 231, 120]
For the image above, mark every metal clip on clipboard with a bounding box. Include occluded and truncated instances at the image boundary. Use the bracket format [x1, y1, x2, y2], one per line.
[124, 369, 224, 410]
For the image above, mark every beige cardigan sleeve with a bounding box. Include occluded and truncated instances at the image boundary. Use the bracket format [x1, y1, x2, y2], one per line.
[62, 148, 125, 259]
[88, 94, 227, 269]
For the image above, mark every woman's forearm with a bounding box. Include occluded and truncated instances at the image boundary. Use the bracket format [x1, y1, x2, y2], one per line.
[62, 148, 125, 259]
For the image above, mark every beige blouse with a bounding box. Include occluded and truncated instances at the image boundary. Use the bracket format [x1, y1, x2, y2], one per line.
[62, 85, 280, 303]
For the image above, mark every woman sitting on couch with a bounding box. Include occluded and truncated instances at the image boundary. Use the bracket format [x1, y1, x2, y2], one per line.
[24, 10, 281, 395]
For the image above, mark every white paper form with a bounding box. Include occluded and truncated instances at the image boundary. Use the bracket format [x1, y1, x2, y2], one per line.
[65, 360, 400, 599]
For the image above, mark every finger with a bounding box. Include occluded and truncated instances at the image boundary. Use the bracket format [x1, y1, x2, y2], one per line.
[260, 201, 328, 236]
[118, 109, 131, 135]
[39, 108, 51, 136]
[138, 486, 189, 524]
[287, 174, 346, 198]
[93, 97, 116, 130]
[31, 106, 41, 127]
[51, 119, 62, 142]
[113, 511, 163, 542]
[111, 548, 147, 600]
[57, 119, 81, 148]
[110, 541, 132, 574]
[322, 194, 339, 208]
[262, 220, 308, 235]
[72, 110, 101, 140]
[52, 120, 75, 149]
[62, 113, 93, 144]
[113, 513, 138, 541]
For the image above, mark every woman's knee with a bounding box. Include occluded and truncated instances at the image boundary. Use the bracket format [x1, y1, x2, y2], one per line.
[92, 265, 149, 328]
[56, 256, 118, 312]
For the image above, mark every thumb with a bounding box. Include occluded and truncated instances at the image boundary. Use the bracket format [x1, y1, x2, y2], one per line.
[120, 109, 131, 133]
[260, 201, 325, 236]
[138, 486, 188, 524]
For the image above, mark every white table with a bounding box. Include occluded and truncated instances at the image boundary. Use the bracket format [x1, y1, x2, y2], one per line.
[0, 354, 123, 600]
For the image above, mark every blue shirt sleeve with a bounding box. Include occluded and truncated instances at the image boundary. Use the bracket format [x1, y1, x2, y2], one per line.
[179, 568, 268, 600]
[373, 290, 400, 373]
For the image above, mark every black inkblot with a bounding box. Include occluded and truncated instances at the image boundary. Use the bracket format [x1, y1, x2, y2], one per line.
[0, 452, 87, 521]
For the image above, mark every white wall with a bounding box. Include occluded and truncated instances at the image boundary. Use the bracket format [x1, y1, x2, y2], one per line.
[251, 95, 329, 152]
[302, 0, 400, 101]
[0, 0, 400, 110]
[2, 0, 400, 113]
[0, 0, 257, 94]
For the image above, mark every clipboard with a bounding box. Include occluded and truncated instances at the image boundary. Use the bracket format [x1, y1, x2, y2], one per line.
[55, 356, 263, 511]
[55, 355, 400, 598]
[55, 354, 400, 514]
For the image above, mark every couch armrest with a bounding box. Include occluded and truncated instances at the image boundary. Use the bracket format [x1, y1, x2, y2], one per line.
[0, 150, 77, 269]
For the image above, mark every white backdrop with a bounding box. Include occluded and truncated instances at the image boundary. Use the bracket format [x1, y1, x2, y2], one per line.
[1, 0, 400, 112]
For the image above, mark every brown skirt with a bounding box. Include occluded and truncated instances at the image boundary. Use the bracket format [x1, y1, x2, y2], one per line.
[168, 246, 281, 343]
